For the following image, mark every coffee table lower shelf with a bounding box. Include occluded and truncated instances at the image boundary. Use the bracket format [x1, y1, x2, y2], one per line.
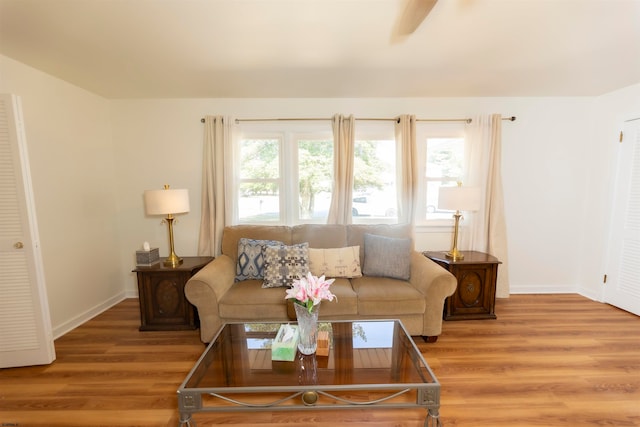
[178, 385, 441, 426]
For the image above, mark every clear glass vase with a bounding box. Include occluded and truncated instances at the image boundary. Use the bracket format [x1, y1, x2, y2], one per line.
[294, 302, 319, 355]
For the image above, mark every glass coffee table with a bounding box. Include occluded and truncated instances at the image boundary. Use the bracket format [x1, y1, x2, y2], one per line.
[178, 319, 441, 426]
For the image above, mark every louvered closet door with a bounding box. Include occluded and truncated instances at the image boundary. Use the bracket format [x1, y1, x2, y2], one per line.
[605, 118, 640, 316]
[0, 94, 55, 368]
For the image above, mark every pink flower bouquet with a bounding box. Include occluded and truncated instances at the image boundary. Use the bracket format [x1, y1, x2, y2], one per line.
[285, 272, 336, 313]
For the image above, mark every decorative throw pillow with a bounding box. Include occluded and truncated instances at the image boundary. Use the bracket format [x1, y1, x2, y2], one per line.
[363, 233, 411, 280]
[235, 238, 283, 281]
[262, 243, 310, 288]
[308, 246, 362, 278]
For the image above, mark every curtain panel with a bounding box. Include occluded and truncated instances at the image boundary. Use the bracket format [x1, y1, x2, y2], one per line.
[197, 115, 233, 257]
[465, 113, 510, 297]
[327, 114, 355, 224]
[395, 114, 417, 225]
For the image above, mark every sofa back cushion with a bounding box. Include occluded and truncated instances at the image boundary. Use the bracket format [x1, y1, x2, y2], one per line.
[292, 224, 347, 248]
[222, 225, 292, 261]
[222, 223, 414, 278]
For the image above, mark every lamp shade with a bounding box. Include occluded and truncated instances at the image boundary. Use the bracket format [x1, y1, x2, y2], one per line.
[438, 186, 481, 212]
[144, 188, 190, 215]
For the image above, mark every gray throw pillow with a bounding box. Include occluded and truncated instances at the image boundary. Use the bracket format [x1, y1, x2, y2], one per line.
[363, 233, 411, 280]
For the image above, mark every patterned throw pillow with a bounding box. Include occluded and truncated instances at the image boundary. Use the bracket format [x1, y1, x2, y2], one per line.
[363, 233, 411, 280]
[308, 246, 362, 278]
[262, 243, 310, 288]
[235, 238, 283, 281]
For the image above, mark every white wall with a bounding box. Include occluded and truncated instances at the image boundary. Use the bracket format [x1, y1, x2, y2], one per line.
[0, 55, 124, 337]
[111, 96, 600, 296]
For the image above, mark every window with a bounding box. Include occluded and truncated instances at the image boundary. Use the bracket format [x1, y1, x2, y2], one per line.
[352, 123, 397, 223]
[235, 120, 464, 226]
[416, 124, 467, 224]
[238, 136, 281, 223]
[236, 123, 333, 224]
[298, 138, 333, 221]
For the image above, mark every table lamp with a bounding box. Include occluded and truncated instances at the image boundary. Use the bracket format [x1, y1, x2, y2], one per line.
[438, 183, 481, 261]
[144, 184, 190, 267]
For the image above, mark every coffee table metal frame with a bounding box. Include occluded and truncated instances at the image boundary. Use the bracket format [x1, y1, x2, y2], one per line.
[177, 319, 442, 426]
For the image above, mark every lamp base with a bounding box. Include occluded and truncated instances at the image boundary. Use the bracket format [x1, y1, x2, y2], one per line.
[163, 253, 183, 268]
[163, 215, 183, 268]
[446, 211, 464, 261]
[445, 249, 464, 261]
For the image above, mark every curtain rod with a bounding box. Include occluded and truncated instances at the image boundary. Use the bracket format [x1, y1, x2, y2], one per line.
[200, 116, 516, 123]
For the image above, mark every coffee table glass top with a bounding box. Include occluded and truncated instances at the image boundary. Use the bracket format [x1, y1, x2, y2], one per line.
[182, 319, 438, 390]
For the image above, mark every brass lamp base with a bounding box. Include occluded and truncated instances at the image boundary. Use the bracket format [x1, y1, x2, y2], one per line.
[446, 211, 465, 261]
[162, 215, 183, 268]
[445, 249, 464, 261]
[163, 253, 183, 268]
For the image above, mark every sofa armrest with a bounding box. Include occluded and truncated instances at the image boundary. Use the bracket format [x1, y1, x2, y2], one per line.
[409, 251, 457, 337]
[184, 254, 236, 343]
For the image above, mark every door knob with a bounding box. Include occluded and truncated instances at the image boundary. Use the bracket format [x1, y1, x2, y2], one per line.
[14, 241, 24, 249]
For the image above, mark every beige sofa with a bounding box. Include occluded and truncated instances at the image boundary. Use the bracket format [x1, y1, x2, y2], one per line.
[185, 223, 457, 344]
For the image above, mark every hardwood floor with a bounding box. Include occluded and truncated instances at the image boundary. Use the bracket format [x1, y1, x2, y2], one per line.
[1, 294, 638, 426]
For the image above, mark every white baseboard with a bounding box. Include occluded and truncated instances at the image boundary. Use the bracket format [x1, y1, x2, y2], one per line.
[578, 288, 603, 303]
[509, 284, 578, 294]
[52, 292, 128, 339]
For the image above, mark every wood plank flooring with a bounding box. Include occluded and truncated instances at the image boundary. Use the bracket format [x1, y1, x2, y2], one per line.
[1, 294, 638, 426]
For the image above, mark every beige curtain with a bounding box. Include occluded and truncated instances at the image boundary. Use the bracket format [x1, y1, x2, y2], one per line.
[395, 115, 417, 225]
[327, 114, 355, 224]
[197, 116, 232, 257]
[465, 114, 510, 297]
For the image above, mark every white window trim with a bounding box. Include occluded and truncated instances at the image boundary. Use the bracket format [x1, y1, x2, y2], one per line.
[415, 123, 468, 229]
[235, 121, 333, 225]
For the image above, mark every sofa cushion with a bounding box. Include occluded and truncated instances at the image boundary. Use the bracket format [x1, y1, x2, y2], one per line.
[219, 280, 289, 319]
[235, 238, 283, 281]
[262, 243, 310, 288]
[308, 246, 362, 278]
[363, 233, 411, 280]
[316, 278, 358, 316]
[351, 276, 426, 315]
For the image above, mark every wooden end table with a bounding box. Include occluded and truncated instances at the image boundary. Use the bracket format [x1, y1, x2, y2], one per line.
[424, 251, 501, 321]
[133, 256, 214, 331]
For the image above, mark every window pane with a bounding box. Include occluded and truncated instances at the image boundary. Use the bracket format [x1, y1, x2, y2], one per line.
[425, 137, 464, 221]
[238, 138, 280, 222]
[353, 139, 397, 220]
[240, 139, 279, 179]
[298, 139, 333, 221]
[426, 138, 464, 179]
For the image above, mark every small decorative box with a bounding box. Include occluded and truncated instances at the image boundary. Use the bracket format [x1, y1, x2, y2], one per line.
[316, 330, 330, 357]
[271, 324, 299, 362]
[136, 248, 160, 266]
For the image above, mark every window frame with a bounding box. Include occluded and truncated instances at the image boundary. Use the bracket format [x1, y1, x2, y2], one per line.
[235, 121, 333, 225]
[352, 121, 398, 225]
[233, 120, 468, 227]
[415, 123, 469, 228]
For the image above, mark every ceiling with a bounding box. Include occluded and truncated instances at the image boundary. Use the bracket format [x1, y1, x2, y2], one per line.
[1, 0, 639, 99]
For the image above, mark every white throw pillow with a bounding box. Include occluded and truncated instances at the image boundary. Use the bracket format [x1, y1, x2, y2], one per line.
[308, 246, 362, 278]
